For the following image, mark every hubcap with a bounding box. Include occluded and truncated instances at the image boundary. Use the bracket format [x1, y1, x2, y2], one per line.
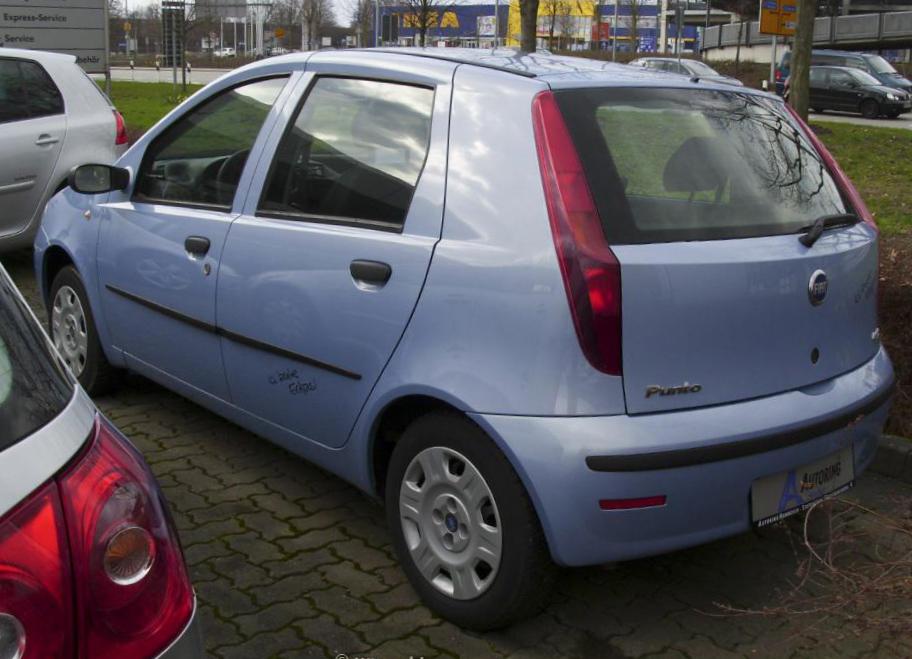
[399, 446, 502, 600]
[51, 285, 88, 377]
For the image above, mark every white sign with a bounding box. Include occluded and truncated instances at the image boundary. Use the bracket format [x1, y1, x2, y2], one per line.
[0, 0, 107, 73]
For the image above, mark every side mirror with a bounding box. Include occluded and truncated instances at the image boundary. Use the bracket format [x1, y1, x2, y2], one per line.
[68, 164, 130, 194]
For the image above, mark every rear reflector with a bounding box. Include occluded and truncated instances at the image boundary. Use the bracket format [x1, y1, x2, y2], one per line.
[599, 495, 667, 511]
[532, 91, 623, 376]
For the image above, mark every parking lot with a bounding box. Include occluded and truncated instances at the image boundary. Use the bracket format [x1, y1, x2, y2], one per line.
[3, 248, 910, 659]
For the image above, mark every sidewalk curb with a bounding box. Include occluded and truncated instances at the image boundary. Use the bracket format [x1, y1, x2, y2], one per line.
[870, 435, 912, 484]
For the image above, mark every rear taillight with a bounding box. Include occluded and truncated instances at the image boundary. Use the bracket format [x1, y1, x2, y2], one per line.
[532, 91, 623, 376]
[113, 110, 129, 146]
[0, 416, 193, 659]
[59, 416, 193, 659]
[0, 481, 73, 659]
[775, 70, 782, 81]
[785, 104, 877, 233]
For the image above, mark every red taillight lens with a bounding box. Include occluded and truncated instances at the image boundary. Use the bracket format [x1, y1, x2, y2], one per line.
[532, 91, 623, 376]
[58, 417, 193, 659]
[113, 110, 129, 146]
[0, 482, 73, 659]
[775, 70, 782, 81]
[784, 103, 877, 233]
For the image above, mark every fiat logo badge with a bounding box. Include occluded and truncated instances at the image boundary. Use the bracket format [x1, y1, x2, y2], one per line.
[808, 270, 828, 306]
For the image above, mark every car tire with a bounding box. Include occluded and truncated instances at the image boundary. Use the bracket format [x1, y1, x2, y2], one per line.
[49, 266, 121, 396]
[861, 99, 880, 119]
[812, 107, 824, 114]
[385, 411, 557, 630]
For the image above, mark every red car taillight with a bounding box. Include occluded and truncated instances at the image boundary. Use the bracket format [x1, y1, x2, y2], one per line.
[532, 91, 623, 376]
[113, 110, 129, 146]
[0, 481, 74, 659]
[0, 416, 193, 659]
[59, 416, 194, 659]
[775, 69, 782, 81]
[785, 103, 877, 233]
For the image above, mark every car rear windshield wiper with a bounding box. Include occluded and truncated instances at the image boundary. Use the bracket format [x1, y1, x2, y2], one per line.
[798, 212, 859, 248]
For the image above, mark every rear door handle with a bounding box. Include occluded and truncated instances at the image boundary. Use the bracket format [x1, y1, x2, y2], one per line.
[185, 236, 211, 257]
[35, 134, 59, 146]
[350, 260, 391, 286]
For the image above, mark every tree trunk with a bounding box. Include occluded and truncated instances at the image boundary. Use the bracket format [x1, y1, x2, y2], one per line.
[789, 0, 817, 121]
[520, 0, 540, 52]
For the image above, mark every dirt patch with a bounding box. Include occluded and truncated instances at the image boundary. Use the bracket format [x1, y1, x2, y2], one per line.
[880, 232, 912, 438]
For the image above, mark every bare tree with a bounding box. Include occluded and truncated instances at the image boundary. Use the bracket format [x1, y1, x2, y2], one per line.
[347, 0, 373, 46]
[399, 0, 455, 47]
[556, 0, 575, 49]
[714, 0, 756, 74]
[625, 0, 643, 53]
[541, 0, 561, 49]
[301, 0, 334, 50]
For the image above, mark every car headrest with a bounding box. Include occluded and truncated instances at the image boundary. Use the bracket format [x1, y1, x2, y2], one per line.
[663, 136, 730, 193]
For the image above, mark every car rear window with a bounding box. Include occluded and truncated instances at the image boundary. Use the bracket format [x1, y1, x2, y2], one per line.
[555, 87, 850, 244]
[0, 269, 73, 452]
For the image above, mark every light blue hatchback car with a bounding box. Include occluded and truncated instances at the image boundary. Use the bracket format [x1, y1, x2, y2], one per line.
[35, 49, 894, 629]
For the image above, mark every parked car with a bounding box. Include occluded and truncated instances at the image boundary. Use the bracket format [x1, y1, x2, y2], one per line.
[0, 49, 128, 253]
[629, 57, 744, 86]
[213, 47, 236, 58]
[36, 49, 894, 630]
[0, 261, 202, 658]
[775, 49, 912, 95]
[800, 66, 912, 118]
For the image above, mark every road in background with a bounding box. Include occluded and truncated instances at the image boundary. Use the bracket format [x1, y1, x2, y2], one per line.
[810, 111, 912, 130]
[98, 66, 229, 85]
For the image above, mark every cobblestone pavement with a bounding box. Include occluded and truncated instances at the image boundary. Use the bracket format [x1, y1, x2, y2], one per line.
[5, 250, 911, 659]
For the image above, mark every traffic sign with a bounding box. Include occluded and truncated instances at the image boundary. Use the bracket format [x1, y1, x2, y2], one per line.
[759, 0, 796, 37]
[274, 27, 285, 38]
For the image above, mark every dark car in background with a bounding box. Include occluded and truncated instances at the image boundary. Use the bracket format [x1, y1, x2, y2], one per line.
[776, 49, 912, 95]
[805, 65, 912, 118]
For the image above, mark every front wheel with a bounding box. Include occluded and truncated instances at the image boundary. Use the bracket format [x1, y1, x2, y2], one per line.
[861, 99, 880, 119]
[385, 412, 556, 630]
[49, 266, 121, 395]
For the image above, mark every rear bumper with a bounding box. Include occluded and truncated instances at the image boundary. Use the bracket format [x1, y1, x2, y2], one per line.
[157, 597, 205, 659]
[471, 347, 894, 567]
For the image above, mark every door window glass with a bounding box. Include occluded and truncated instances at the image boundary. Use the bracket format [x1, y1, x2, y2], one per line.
[809, 68, 827, 86]
[134, 76, 287, 209]
[0, 59, 64, 124]
[258, 77, 434, 231]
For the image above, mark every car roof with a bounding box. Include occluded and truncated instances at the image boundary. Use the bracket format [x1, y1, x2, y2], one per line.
[813, 49, 868, 58]
[0, 47, 76, 65]
[248, 48, 772, 96]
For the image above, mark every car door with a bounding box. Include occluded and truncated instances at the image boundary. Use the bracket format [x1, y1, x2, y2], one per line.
[96, 76, 291, 398]
[828, 69, 862, 112]
[808, 67, 828, 108]
[0, 57, 65, 242]
[217, 58, 452, 449]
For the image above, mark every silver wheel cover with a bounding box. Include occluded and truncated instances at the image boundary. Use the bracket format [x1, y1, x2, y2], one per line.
[51, 285, 88, 377]
[399, 446, 502, 600]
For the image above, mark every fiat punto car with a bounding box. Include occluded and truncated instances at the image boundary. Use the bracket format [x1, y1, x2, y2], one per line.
[35, 49, 894, 630]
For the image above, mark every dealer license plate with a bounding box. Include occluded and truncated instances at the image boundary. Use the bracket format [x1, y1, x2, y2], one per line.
[751, 447, 854, 527]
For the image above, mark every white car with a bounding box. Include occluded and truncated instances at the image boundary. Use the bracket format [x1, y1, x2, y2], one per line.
[0, 49, 128, 253]
[213, 47, 236, 57]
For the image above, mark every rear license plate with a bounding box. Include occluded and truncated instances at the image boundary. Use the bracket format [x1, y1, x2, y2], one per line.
[751, 447, 854, 527]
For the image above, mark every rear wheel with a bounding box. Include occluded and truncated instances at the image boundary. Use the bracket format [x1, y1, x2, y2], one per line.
[861, 99, 880, 119]
[385, 412, 556, 630]
[49, 266, 120, 395]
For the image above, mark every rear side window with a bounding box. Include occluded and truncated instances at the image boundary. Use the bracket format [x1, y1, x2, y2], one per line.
[258, 77, 434, 231]
[134, 76, 287, 209]
[0, 270, 73, 451]
[555, 88, 849, 244]
[0, 58, 64, 124]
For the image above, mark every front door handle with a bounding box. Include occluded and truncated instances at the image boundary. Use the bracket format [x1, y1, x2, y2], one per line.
[35, 134, 59, 146]
[350, 260, 391, 286]
[185, 236, 211, 257]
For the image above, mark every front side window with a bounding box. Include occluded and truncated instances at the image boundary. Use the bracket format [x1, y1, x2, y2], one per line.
[134, 76, 287, 208]
[556, 88, 850, 244]
[0, 58, 64, 124]
[258, 77, 434, 231]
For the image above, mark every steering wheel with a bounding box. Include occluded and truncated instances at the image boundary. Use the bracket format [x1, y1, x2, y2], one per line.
[215, 149, 250, 206]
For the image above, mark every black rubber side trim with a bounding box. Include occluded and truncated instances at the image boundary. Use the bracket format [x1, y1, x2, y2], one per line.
[105, 284, 362, 381]
[585, 379, 895, 472]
